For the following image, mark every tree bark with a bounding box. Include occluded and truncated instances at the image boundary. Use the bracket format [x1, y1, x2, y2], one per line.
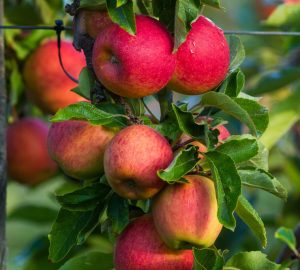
[0, 0, 7, 268]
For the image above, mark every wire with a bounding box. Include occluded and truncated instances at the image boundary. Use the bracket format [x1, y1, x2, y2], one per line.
[0, 25, 72, 30]
[224, 30, 300, 36]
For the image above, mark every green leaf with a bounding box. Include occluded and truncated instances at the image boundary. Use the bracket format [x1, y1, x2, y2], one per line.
[216, 135, 259, 163]
[201, 0, 222, 8]
[106, 0, 136, 35]
[71, 68, 93, 100]
[172, 103, 205, 139]
[236, 196, 267, 248]
[155, 88, 173, 121]
[239, 141, 269, 171]
[248, 68, 300, 96]
[193, 247, 224, 270]
[107, 194, 129, 235]
[49, 209, 95, 262]
[174, 0, 202, 50]
[259, 88, 300, 149]
[56, 183, 111, 211]
[152, 0, 176, 32]
[229, 35, 245, 73]
[158, 146, 200, 183]
[154, 116, 182, 142]
[275, 227, 298, 254]
[137, 0, 154, 15]
[59, 251, 113, 270]
[125, 98, 145, 117]
[224, 69, 245, 97]
[51, 101, 128, 127]
[201, 92, 269, 137]
[239, 168, 287, 200]
[8, 205, 57, 224]
[80, 0, 106, 9]
[205, 151, 241, 230]
[266, 3, 300, 27]
[225, 251, 289, 270]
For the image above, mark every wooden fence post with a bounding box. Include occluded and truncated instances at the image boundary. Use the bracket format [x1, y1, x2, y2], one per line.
[0, 0, 7, 269]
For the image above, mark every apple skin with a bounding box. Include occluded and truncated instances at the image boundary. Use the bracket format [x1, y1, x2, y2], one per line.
[152, 175, 222, 249]
[7, 118, 58, 185]
[104, 125, 173, 200]
[114, 215, 194, 270]
[168, 16, 230, 95]
[284, 0, 300, 3]
[48, 120, 116, 180]
[80, 10, 112, 38]
[23, 40, 86, 114]
[92, 15, 176, 98]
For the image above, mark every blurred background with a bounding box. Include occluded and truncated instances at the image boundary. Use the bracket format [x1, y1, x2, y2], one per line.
[3, 0, 300, 269]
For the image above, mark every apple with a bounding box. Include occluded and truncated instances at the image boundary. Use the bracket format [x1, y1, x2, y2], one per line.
[48, 120, 116, 180]
[114, 215, 194, 270]
[168, 16, 230, 95]
[104, 125, 173, 200]
[23, 39, 86, 114]
[254, 0, 277, 19]
[284, 0, 300, 3]
[79, 10, 112, 38]
[7, 118, 58, 185]
[152, 175, 222, 249]
[92, 15, 176, 98]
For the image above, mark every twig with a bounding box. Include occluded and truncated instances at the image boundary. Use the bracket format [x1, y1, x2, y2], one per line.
[172, 138, 197, 152]
[142, 98, 159, 123]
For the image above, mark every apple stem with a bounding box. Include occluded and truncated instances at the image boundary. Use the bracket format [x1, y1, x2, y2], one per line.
[172, 138, 197, 151]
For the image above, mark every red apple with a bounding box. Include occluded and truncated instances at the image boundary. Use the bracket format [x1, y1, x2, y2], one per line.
[7, 118, 58, 185]
[23, 40, 86, 114]
[48, 120, 116, 180]
[92, 15, 176, 98]
[284, 0, 300, 3]
[152, 175, 222, 249]
[168, 16, 230, 95]
[104, 125, 173, 200]
[254, 0, 277, 19]
[114, 215, 194, 270]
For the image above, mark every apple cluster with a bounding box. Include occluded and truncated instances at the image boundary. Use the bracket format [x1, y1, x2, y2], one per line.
[47, 12, 231, 269]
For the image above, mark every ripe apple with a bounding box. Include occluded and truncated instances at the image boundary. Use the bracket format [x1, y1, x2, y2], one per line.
[92, 15, 176, 98]
[23, 40, 86, 114]
[7, 118, 58, 185]
[254, 0, 277, 19]
[104, 125, 173, 200]
[114, 215, 194, 270]
[152, 175, 222, 249]
[79, 10, 112, 38]
[168, 16, 230, 95]
[284, 0, 300, 3]
[48, 120, 116, 180]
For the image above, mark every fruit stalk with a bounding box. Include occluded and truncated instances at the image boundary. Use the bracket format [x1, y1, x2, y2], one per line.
[0, 0, 6, 268]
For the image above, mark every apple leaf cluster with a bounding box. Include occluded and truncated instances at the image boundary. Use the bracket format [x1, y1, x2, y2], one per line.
[43, 1, 293, 269]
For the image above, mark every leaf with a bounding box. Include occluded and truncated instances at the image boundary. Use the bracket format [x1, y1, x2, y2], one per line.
[224, 69, 245, 97]
[239, 141, 269, 171]
[216, 135, 259, 163]
[71, 68, 93, 100]
[225, 251, 289, 270]
[106, 0, 136, 35]
[154, 116, 182, 142]
[201, 0, 222, 8]
[174, 0, 202, 50]
[248, 68, 300, 96]
[80, 0, 106, 9]
[266, 3, 300, 27]
[172, 103, 205, 139]
[236, 196, 267, 248]
[59, 251, 113, 270]
[107, 194, 129, 235]
[158, 146, 200, 183]
[205, 151, 241, 230]
[201, 92, 269, 137]
[125, 98, 145, 117]
[8, 205, 57, 224]
[239, 168, 287, 200]
[259, 88, 300, 149]
[51, 101, 128, 127]
[275, 227, 298, 254]
[229, 35, 245, 73]
[49, 209, 95, 262]
[56, 183, 111, 211]
[152, 0, 176, 32]
[155, 88, 173, 121]
[137, 0, 154, 15]
[193, 247, 224, 270]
